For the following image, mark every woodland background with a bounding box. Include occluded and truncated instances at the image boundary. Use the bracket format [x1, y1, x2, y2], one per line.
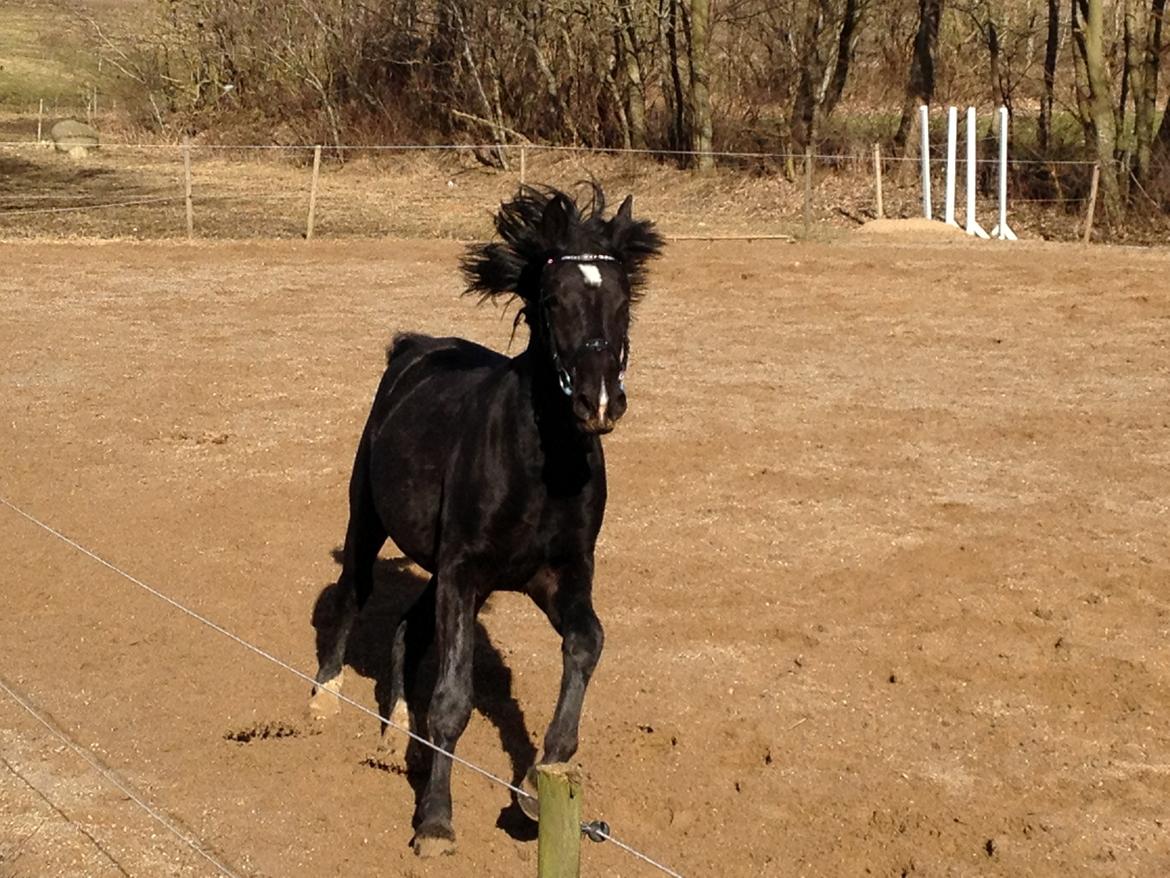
[3, 0, 1169, 229]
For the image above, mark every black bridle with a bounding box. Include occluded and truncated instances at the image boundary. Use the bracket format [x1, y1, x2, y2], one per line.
[541, 254, 629, 397]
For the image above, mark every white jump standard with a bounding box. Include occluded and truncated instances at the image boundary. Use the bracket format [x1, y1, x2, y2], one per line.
[920, 104, 1014, 240]
[944, 106, 960, 228]
[965, 107, 989, 238]
[919, 105, 932, 219]
[990, 106, 1017, 240]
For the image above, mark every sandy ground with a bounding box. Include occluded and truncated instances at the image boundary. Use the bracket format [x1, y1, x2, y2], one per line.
[1, 235, 1169, 877]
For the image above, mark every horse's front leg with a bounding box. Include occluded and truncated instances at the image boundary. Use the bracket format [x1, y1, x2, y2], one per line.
[539, 563, 605, 766]
[412, 565, 477, 858]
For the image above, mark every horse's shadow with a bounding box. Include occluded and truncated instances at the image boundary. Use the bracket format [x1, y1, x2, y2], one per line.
[310, 550, 538, 840]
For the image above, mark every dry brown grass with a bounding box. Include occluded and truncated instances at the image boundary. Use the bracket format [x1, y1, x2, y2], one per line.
[0, 141, 1118, 243]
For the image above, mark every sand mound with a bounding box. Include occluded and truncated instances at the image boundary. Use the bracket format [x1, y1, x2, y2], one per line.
[855, 217, 969, 239]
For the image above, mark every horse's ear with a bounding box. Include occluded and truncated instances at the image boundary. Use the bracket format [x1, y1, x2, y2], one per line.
[606, 195, 664, 299]
[542, 194, 572, 247]
[615, 194, 634, 222]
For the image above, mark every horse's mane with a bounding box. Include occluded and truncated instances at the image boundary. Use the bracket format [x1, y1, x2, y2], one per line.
[461, 184, 663, 310]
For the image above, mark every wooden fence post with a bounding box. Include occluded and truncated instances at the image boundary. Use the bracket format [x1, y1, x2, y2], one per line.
[520, 145, 527, 186]
[536, 763, 582, 878]
[1082, 162, 1100, 245]
[306, 145, 322, 240]
[37, 99, 44, 144]
[183, 139, 194, 241]
[802, 147, 813, 238]
[873, 142, 884, 219]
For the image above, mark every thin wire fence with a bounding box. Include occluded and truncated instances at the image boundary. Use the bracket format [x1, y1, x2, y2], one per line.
[0, 674, 242, 878]
[0, 137, 1105, 243]
[0, 137, 1108, 166]
[0, 493, 686, 878]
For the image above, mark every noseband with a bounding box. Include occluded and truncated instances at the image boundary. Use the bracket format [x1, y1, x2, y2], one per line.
[542, 254, 629, 397]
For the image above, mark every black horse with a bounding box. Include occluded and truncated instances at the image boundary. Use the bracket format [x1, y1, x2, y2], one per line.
[309, 185, 663, 856]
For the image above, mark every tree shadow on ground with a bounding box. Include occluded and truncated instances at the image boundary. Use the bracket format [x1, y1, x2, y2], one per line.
[310, 549, 538, 841]
[0, 153, 140, 199]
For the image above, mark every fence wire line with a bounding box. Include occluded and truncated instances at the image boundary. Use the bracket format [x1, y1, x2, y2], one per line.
[0, 193, 311, 217]
[0, 674, 241, 878]
[0, 494, 685, 878]
[0, 750, 133, 878]
[0, 139, 1102, 167]
[0, 195, 181, 216]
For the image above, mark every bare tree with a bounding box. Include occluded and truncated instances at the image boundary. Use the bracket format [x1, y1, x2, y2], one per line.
[1071, 0, 1122, 219]
[1132, 0, 1165, 181]
[894, 0, 943, 152]
[688, 0, 715, 169]
[1039, 0, 1060, 151]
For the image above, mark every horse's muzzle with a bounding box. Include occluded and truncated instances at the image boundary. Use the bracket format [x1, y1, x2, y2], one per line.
[578, 415, 616, 435]
[571, 383, 626, 435]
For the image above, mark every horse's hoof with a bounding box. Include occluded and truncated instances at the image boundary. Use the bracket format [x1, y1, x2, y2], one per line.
[308, 675, 343, 720]
[518, 765, 540, 822]
[375, 699, 412, 760]
[411, 827, 456, 858]
[375, 728, 407, 766]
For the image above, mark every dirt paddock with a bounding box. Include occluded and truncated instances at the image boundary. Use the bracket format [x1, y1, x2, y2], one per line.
[1, 236, 1168, 877]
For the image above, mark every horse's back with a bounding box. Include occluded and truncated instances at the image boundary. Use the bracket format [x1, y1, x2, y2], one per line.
[365, 333, 508, 570]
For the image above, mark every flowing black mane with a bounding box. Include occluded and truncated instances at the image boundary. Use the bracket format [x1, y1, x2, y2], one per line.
[461, 184, 663, 313]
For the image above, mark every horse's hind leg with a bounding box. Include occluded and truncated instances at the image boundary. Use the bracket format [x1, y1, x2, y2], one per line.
[412, 566, 479, 857]
[310, 442, 386, 719]
[378, 576, 436, 759]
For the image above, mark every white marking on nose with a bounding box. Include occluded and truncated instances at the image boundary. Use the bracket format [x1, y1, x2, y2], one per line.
[597, 382, 609, 423]
[579, 264, 602, 287]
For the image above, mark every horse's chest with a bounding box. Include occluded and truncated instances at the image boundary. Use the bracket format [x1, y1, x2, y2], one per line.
[442, 483, 600, 582]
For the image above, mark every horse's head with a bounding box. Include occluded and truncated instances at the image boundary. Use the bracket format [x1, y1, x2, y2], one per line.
[462, 185, 663, 435]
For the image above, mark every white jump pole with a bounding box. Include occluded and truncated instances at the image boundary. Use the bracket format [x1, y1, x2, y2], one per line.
[965, 107, 989, 238]
[919, 105, 932, 219]
[991, 106, 1017, 240]
[944, 106, 959, 227]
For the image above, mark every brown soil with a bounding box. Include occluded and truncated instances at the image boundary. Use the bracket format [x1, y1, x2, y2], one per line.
[1, 237, 1169, 877]
[854, 217, 970, 239]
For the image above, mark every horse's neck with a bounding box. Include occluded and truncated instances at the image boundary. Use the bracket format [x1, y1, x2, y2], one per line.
[514, 347, 598, 492]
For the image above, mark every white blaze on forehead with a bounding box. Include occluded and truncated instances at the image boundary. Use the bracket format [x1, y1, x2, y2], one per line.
[579, 264, 603, 287]
[597, 382, 609, 423]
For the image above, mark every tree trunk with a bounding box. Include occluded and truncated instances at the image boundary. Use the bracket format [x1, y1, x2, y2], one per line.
[1155, 84, 1170, 157]
[687, 0, 714, 170]
[1039, 0, 1060, 152]
[821, 0, 862, 119]
[894, 0, 943, 153]
[1134, 0, 1165, 180]
[1120, 1, 1136, 144]
[617, 1, 648, 149]
[1072, 0, 1122, 220]
[451, 3, 509, 168]
[666, 0, 687, 154]
[791, 0, 828, 152]
[522, 6, 578, 143]
[987, 18, 1003, 108]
